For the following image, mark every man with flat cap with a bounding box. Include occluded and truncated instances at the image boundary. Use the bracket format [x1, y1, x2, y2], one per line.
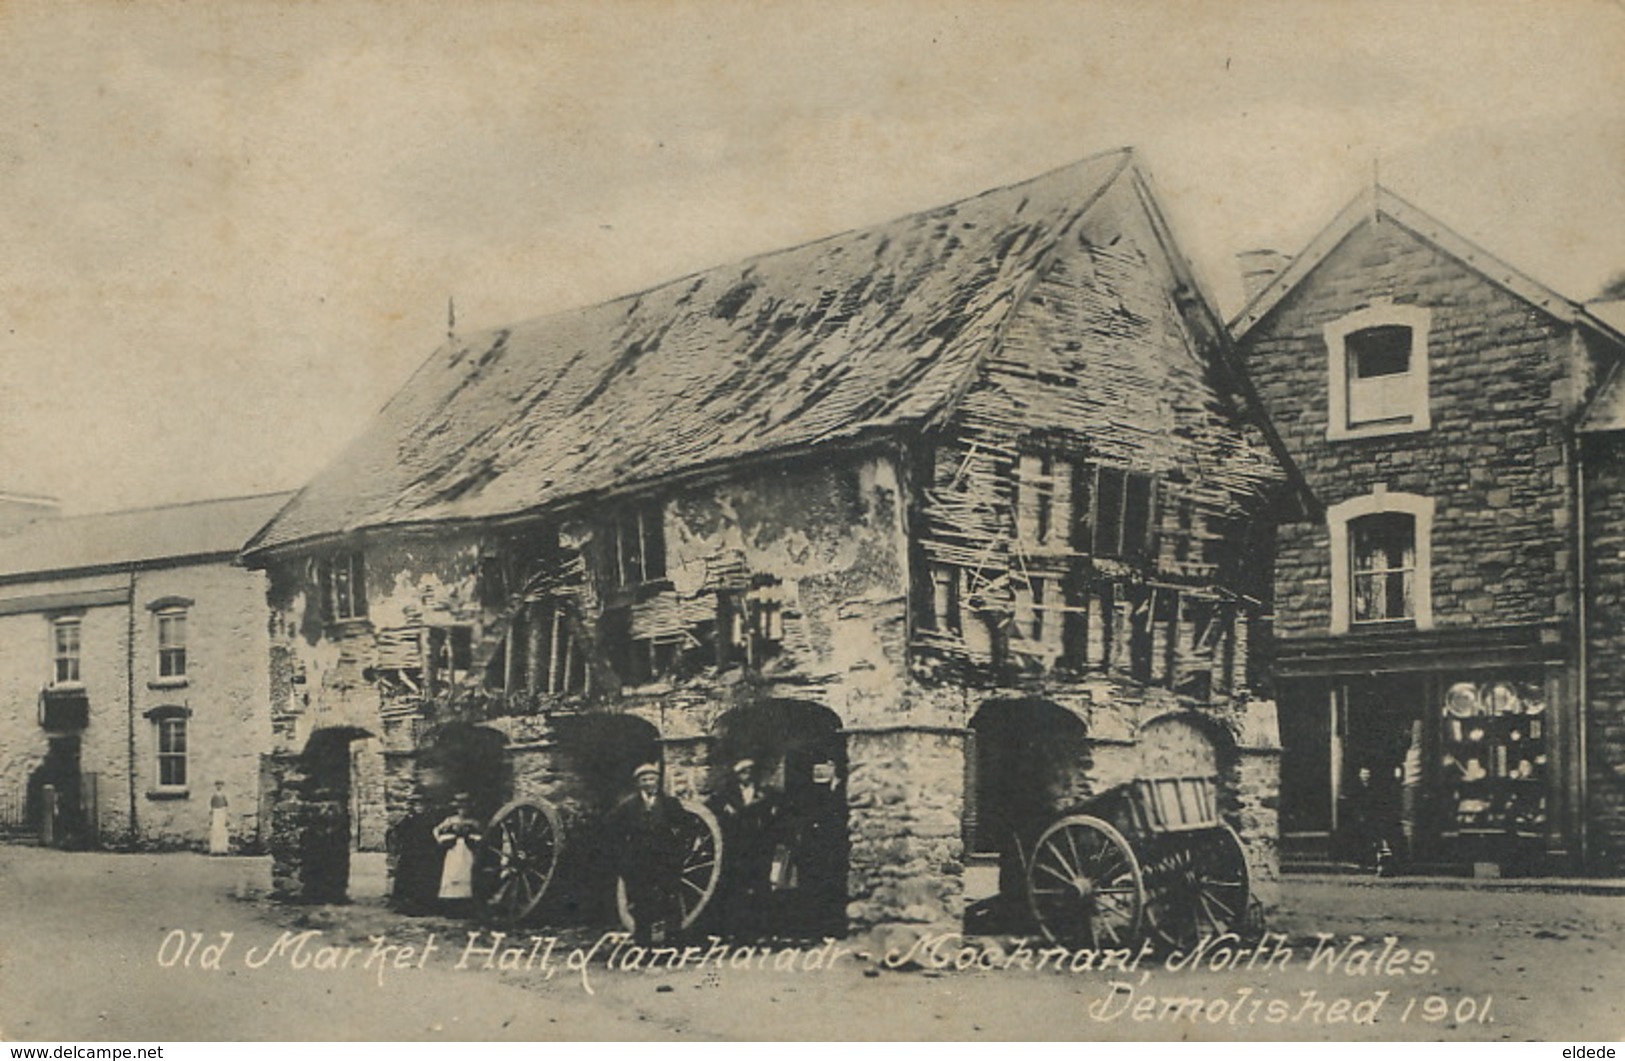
[709, 756, 779, 938]
[609, 761, 687, 944]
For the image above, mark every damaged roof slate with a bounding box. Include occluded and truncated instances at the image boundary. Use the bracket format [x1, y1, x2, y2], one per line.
[249, 148, 1239, 555]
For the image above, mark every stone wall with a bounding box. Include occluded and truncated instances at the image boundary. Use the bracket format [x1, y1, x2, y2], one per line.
[846, 727, 966, 936]
[1584, 432, 1625, 873]
[1240, 219, 1579, 639]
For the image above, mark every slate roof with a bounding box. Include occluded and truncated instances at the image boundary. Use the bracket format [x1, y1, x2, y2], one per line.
[0, 492, 294, 581]
[249, 148, 1279, 555]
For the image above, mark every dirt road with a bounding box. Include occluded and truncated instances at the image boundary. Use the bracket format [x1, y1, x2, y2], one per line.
[0, 846, 1620, 1041]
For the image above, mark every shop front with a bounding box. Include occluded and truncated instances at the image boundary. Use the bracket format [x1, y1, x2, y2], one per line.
[1274, 628, 1576, 876]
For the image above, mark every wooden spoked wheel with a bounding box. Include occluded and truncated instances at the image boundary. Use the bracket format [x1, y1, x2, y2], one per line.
[1144, 824, 1251, 951]
[617, 800, 725, 932]
[478, 800, 564, 923]
[1025, 815, 1145, 948]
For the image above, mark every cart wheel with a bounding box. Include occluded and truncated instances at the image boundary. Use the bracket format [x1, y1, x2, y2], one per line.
[1025, 814, 1145, 948]
[1145, 823, 1251, 951]
[618, 800, 725, 932]
[479, 800, 564, 923]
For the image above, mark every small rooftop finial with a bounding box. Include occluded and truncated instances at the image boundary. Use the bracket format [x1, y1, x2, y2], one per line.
[1371, 157, 1381, 223]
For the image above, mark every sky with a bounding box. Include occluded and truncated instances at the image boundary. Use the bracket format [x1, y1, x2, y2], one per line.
[2, 0, 1623, 515]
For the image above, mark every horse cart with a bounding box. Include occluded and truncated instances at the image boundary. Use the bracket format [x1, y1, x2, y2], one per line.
[472, 797, 725, 930]
[1020, 775, 1253, 951]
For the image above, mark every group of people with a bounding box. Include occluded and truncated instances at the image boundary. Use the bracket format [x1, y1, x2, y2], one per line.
[702, 755, 847, 942]
[432, 755, 848, 943]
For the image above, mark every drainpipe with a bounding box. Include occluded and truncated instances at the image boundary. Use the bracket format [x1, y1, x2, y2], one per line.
[127, 566, 138, 844]
[1573, 435, 1590, 871]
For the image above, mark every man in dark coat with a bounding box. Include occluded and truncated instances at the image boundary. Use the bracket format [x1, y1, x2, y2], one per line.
[708, 757, 778, 939]
[787, 757, 848, 940]
[609, 762, 687, 944]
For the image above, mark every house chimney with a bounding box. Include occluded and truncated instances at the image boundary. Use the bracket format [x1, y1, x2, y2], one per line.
[0, 490, 60, 538]
[1237, 249, 1293, 303]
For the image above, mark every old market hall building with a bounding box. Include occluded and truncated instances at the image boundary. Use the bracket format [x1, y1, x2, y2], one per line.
[242, 148, 1300, 936]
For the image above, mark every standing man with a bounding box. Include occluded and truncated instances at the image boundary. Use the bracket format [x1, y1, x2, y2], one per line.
[610, 762, 687, 944]
[709, 757, 778, 939]
[788, 756, 848, 940]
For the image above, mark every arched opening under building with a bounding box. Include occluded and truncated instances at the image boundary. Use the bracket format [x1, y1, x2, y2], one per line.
[390, 721, 508, 913]
[292, 725, 374, 903]
[543, 712, 665, 924]
[964, 699, 1091, 932]
[710, 700, 846, 940]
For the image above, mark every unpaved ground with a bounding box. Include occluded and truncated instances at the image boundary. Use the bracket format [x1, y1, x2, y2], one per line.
[0, 845, 1620, 1041]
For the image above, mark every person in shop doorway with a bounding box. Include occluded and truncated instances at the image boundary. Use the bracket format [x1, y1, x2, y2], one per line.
[432, 792, 483, 916]
[208, 781, 231, 855]
[610, 762, 687, 945]
[710, 757, 779, 939]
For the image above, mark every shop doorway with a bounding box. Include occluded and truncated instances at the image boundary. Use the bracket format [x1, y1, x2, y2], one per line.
[1335, 675, 1425, 868]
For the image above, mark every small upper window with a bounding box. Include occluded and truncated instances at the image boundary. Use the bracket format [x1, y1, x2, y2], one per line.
[156, 608, 188, 679]
[1325, 304, 1431, 440]
[320, 552, 368, 622]
[52, 618, 81, 685]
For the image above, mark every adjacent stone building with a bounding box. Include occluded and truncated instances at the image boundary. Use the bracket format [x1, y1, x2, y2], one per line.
[243, 149, 1296, 936]
[0, 492, 291, 850]
[1230, 185, 1625, 875]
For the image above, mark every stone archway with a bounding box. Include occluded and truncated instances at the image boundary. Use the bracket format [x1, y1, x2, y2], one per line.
[966, 699, 1092, 909]
[1138, 711, 1231, 780]
[389, 721, 510, 912]
[710, 699, 847, 939]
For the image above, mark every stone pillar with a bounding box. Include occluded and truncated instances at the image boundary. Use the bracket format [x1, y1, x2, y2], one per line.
[844, 726, 966, 945]
[1234, 698, 1283, 912]
[265, 752, 307, 900]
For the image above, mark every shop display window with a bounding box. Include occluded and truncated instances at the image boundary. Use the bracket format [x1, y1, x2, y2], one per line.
[1439, 679, 1547, 838]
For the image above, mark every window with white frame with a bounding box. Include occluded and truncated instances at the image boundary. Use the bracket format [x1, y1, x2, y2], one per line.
[51, 617, 81, 685]
[1325, 303, 1431, 440]
[1350, 512, 1415, 623]
[154, 713, 188, 790]
[155, 607, 188, 679]
[1327, 490, 1434, 633]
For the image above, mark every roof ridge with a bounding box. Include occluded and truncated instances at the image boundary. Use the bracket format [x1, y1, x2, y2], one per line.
[63, 489, 298, 521]
[451, 148, 1139, 343]
[1232, 183, 1625, 349]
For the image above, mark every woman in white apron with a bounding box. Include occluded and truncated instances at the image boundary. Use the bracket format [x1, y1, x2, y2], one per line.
[432, 793, 482, 913]
[208, 781, 230, 855]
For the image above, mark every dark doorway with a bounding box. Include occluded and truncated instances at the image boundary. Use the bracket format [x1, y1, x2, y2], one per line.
[392, 722, 509, 913]
[298, 727, 372, 903]
[1336, 674, 1425, 868]
[27, 736, 84, 849]
[966, 699, 1091, 909]
[710, 700, 846, 940]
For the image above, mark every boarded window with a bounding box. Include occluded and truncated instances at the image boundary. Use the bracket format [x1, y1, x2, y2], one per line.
[1345, 325, 1417, 428]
